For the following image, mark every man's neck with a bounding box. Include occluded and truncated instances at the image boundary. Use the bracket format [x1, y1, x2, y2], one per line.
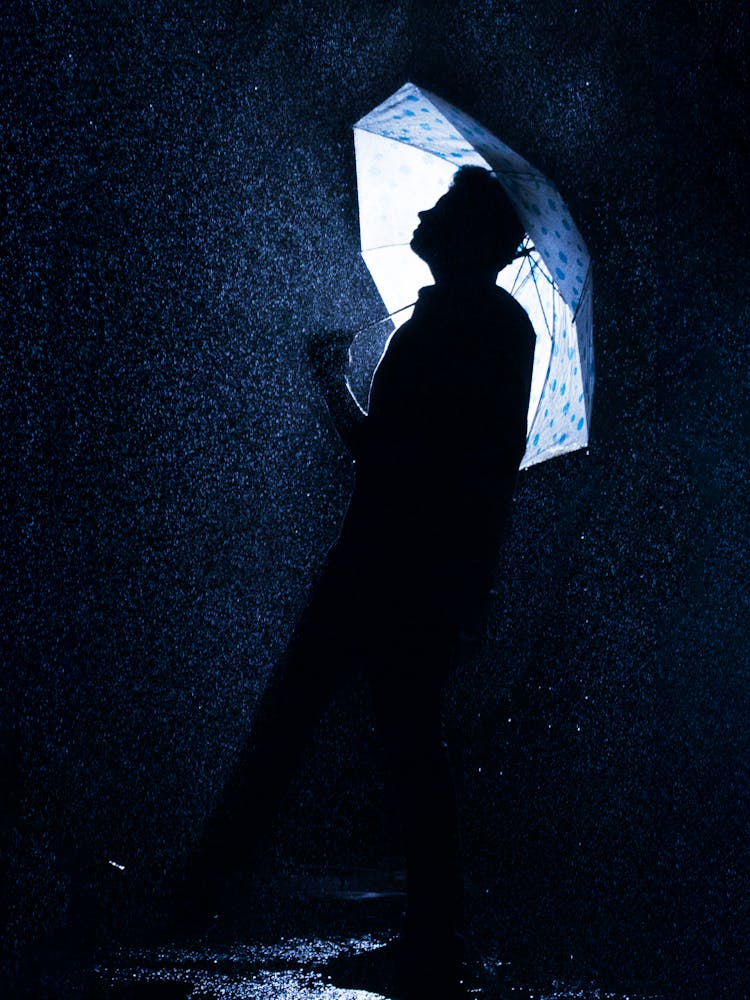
[427, 259, 499, 289]
[431, 272, 498, 292]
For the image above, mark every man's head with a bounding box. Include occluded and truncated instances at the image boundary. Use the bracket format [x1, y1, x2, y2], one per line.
[410, 166, 525, 284]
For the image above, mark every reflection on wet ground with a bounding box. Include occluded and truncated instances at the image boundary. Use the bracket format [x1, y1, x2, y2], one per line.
[42, 866, 664, 999]
[95, 935, 662, 999]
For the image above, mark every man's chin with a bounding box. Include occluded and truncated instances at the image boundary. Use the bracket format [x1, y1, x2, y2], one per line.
[410, 235, 426, 260]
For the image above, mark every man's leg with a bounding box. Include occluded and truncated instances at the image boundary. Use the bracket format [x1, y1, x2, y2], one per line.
[177, 556, 360, 910]
[367, 636, 464, 969]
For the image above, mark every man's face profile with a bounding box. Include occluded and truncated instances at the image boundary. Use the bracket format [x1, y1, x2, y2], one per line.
[409, 167, 527, 284]
[409, 191, 459, 268]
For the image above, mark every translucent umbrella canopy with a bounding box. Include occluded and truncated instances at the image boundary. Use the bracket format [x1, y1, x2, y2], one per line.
[352, 81, 594, 469]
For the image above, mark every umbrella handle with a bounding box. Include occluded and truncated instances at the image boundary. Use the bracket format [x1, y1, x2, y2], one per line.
[349, 300, 417, 339]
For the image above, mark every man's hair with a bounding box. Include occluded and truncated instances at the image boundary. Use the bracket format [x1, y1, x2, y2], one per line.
[448, 165, 525, 272]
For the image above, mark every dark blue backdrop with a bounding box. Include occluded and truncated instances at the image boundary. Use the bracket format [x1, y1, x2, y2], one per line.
[2, 1, 747, 995]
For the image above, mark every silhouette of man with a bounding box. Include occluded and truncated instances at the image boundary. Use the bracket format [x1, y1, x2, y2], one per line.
[182, 166, 535, 996]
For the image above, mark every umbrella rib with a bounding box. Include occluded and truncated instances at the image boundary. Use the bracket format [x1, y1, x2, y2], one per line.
[508, 239, 531, 297]
[509, 266, 521, 298]
[351, 301, 418, 336]
[527, 251, 555, 289]
[509, 257, 527, 298]
[528, 257, 554, 341]
[362, 241, 415, 253]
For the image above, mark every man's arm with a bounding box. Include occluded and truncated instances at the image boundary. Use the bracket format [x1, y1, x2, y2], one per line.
[307, 329, 366, 459]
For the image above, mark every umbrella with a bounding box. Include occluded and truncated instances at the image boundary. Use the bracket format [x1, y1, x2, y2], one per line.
[350, 81, 594, 469]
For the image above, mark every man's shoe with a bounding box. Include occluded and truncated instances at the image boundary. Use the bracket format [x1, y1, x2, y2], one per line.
[322, 938, 404, 995]
[323, 933, 476, 999]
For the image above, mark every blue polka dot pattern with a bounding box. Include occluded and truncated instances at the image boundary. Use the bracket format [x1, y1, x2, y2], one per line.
[354, 81, 594, 468]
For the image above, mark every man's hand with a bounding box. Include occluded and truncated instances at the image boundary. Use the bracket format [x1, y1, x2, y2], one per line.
[306, 328, 351, 387]
[305, 327, 365, 458]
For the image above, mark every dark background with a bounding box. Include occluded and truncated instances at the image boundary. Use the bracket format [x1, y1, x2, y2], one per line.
[2, 1, 748, 995]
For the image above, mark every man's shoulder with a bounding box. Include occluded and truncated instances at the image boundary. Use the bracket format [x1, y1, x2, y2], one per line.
[387, 284, 535, 355]
[491, 286, 534, 325]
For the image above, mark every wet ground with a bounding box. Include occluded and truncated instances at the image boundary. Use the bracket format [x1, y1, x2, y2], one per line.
[93, 939, 661, 999]
[32, 867, 663, 999]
